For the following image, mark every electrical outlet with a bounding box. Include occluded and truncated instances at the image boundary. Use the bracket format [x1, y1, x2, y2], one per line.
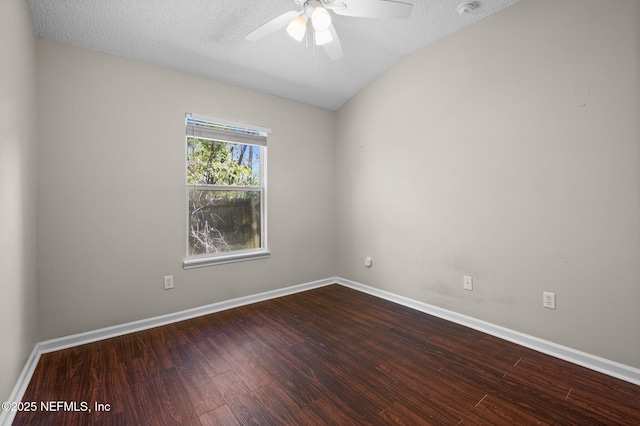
[163, 275, 174, 290]
[463, 276, 473, 291]
[543, 291, 556, 309]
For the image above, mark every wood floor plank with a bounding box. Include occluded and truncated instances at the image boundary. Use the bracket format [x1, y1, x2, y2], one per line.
[490, 373, 615, 425]
[566, 386, 640, 425]
[14, 284, 640, 425]
[374, 363, 468, 424]
[505, 356, 574, 400]
[274, 366, 327, 408]
[198, 404, 238, 426]
[379, 401, 446, 425]
[473, 394, 553, 426]
[375, 361, 486, 423]
[252, 382, 320, 425]
[303, 396, 373, 426]
[291, 341, 393, 410]
[211, 370, 276, 425]
[171, 343, 226, 416]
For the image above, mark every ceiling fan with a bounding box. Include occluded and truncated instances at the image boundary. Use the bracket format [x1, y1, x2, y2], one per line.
[245, 0, 414, 61]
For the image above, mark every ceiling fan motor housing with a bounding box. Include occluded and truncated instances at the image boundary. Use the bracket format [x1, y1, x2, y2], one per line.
[301, 0, 325, 17]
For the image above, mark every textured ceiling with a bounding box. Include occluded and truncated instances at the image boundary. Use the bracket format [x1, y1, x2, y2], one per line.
[28, 0, 520, 110]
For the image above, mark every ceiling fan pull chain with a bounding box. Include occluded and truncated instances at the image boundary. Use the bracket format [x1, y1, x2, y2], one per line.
[312, 27, 316, 60]
[305, 19, 309, 50]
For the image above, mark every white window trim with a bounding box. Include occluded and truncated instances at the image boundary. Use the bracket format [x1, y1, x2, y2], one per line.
[183, 113, 270, 269]
[183, 248, 271, 269]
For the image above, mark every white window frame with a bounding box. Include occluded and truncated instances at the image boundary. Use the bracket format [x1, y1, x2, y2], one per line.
[183, 113, 270, 269]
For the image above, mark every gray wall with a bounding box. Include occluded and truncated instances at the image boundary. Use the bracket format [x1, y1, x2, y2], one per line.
[335, 0, 640, 368]
[0, 0, 38, 402]
[36, 39, 336, 340]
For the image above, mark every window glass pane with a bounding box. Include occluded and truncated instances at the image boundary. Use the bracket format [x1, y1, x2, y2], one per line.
[188, 189, 261, 255]
[187, 137, 260, 186]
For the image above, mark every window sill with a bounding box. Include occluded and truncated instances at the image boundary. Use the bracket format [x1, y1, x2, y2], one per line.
[183, 249, 271, 269]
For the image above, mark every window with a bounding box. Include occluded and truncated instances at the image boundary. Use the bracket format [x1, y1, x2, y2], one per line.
[183, 114, 270, 269]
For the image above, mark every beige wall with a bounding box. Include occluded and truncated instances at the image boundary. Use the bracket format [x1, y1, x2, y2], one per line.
[36, 38, 336, 340]
[0, 0, 38, 402]
[335, 0, 640, 368]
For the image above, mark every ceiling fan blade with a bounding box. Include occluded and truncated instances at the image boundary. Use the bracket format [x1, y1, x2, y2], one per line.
[328, 0, 413, 19]
[323, 24, 343, 61]
[245, 10, 302, 41]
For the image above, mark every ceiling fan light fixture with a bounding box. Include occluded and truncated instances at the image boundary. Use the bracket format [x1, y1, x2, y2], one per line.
[314, 28, 333, 46]
[286, 15, 307, 41]
[311, 6, 331, 31]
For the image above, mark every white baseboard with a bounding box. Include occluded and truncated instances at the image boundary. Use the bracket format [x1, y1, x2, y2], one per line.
[335, 277, 640, 387]
[0, 346, 40, 426]
[4, 275, 639, 426]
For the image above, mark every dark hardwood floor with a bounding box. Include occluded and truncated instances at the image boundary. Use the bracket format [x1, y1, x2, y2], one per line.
[14, 284, 640, 425]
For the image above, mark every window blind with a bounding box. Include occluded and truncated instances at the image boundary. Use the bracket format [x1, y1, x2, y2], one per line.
[186, 113, 270, 146]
